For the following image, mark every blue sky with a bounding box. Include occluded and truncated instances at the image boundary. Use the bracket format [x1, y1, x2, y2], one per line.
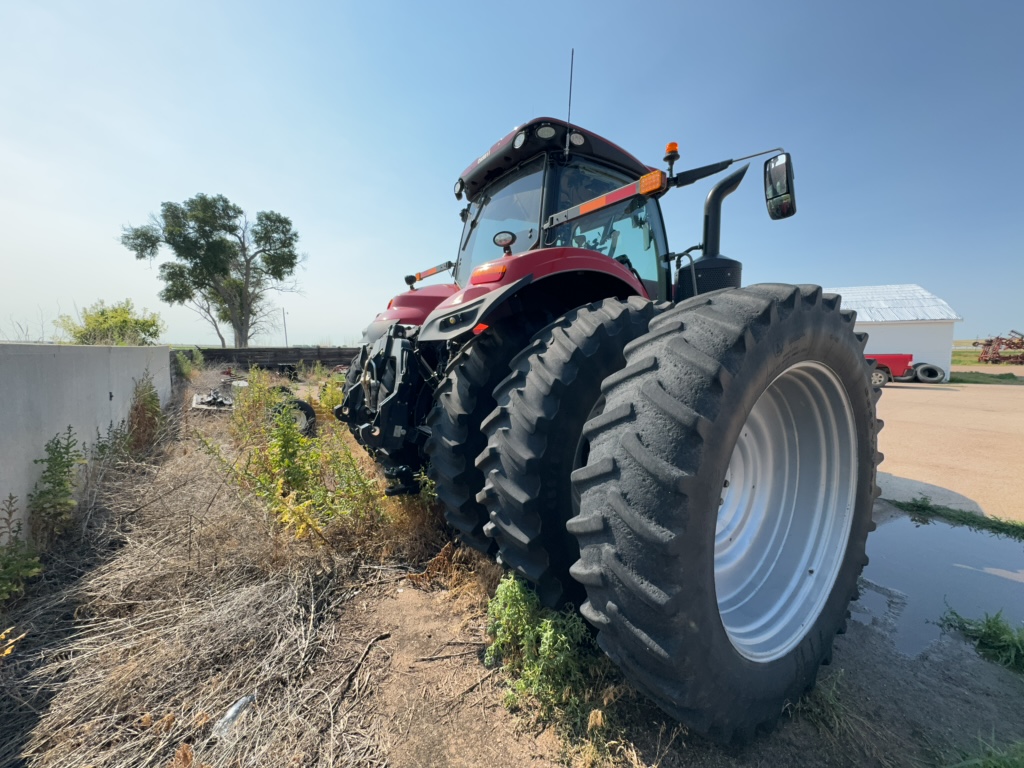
[1, 0, 1021, 345]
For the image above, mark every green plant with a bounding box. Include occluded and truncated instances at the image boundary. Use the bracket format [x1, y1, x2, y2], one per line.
[226, 370, 385, 538]
[27, 427, 85, 545]
[891, 496, 1024, 541]
[485, 574, 608, 726]
[128, 373, 163, 454]
[54, 298, 164, 345]
[0, 495, 42, 604]
[316, 376, 345, 419]
[942, 609, 1024, 675]
[122, 193, 301, 348]
[174, 348, 205, 380]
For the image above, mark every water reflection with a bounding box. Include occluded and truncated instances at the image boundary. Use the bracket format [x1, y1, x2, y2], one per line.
[853, 513, 1024, 656]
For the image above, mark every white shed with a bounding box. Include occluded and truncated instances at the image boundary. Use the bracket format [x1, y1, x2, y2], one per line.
[824, 284, 962, 382]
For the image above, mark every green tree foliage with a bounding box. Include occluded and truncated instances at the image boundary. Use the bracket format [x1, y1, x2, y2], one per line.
[54, 299, 164, 346]
[122, 194, 300, 348]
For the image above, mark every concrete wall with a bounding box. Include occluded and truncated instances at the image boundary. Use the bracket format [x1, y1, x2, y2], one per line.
[854, 320, 957, 382]
[0, 344, 171, 539]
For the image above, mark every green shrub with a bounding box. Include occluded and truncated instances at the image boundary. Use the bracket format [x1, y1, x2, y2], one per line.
[128, 373, 163, 454]
[174, 349, 205, 380]
[485, 574, 606, 724]
[226, 369, 384, 538]
[0, 495, 41, 605]
[27, 427, 84, 545]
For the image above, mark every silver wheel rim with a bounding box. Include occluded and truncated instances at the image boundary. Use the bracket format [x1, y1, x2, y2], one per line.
[870, 370, 886, 387]
[714, 362, 857, 663]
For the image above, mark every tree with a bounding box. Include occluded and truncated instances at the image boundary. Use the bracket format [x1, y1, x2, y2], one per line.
[122, 194, 300, 348]
[54, 299, 164, 346]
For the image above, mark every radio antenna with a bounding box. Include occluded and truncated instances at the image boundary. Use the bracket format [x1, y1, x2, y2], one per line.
[564, 48, 574, 159]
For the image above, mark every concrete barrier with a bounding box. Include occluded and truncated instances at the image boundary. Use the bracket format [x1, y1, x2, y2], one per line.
[0, 344, 171, 540]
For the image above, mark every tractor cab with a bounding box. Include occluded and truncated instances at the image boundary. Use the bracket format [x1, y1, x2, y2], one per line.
[453, 118, 669, 299]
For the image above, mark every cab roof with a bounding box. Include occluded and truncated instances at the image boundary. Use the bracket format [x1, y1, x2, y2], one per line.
[457, 118, 652, 203]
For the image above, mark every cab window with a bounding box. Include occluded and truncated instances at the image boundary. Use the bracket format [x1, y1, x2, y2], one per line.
[547, 189, 664, 286]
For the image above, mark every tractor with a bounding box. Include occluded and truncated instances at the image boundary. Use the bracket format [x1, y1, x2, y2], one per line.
[337, 118, 879, 742]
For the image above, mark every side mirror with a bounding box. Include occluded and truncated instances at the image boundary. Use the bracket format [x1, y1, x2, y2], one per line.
[764, 153, 796, 220]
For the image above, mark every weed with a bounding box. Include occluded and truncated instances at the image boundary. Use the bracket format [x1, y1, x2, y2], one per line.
[485, 574, 612, 729]
[174, 348, 204, 379]
[27, 427, 85, 546]
[891, 496, 1024, 541]
[128, 373, 163, 454]
[174, 350, 193, 378]
[0, 495, 41, 605]
[222, 370, 388, 540]
[942, 609, 1024, 675]
[416, 472, 438, 507]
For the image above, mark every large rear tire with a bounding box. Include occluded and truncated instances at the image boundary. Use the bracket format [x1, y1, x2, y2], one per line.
[568, 284, 881, 742]
[425, 327, 531, 553]
[477, 297, 657, 607]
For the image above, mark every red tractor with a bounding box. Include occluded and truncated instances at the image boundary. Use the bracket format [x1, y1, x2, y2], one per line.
[337, 118, 879, 741]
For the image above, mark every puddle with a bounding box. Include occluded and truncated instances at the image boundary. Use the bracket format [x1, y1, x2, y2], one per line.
[853, 513, 1024, 656]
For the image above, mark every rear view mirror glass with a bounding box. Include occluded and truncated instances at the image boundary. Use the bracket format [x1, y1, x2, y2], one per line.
[765, 153, 796, 220]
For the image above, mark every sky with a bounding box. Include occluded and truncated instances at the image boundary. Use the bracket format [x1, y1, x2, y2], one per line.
[1, 0, 1021, 346]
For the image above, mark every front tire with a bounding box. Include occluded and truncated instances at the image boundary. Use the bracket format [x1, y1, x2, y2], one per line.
[568, 284, 880, 742]
[477, 297, 656, 607]
[425, 327, 531, 553]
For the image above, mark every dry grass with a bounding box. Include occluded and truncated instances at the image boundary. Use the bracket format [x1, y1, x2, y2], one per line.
[0, 372, 451, 768]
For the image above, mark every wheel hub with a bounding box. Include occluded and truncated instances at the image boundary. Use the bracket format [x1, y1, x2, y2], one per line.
[714, 362, 857, 662]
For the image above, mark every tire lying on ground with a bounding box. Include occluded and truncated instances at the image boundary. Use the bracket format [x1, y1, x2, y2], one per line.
[477, 297, 657, 608]
[568, 284, 881, 742]
[274, 398, 317, 437]
[425, 326, 531, 554]
[914, 363, 945, 383]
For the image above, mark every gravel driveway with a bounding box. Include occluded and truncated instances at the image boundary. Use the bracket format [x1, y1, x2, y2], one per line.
[875, 378, 1024, 522]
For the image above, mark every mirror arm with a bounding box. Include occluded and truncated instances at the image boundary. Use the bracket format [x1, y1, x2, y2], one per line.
[667, 159, 733, 189]
[667, 149, 783, 190]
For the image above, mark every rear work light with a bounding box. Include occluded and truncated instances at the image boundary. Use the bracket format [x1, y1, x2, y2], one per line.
[470, 262, 507, 285]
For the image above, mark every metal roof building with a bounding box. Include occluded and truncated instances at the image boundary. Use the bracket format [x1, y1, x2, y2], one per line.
[824, 284, 962, 382]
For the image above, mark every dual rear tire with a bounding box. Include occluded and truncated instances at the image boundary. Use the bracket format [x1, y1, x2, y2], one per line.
[427, 285, 879, 741]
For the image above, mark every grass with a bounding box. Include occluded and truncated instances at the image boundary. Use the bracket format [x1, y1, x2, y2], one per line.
[942, 609, 1024, 675]
[949, 371, 1024, 385]
[951, 348, 1024, 366]
[0, 366, 447, 767]
[947, 740, 1024, 767]
[785, 670, 903, 768]
[890, 496, 1024, 541]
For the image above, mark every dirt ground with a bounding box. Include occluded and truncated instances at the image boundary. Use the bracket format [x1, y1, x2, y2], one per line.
[875, 376, 1024, 522]
[3, 373, 1024, 768]
[364, 503, 1024, 768]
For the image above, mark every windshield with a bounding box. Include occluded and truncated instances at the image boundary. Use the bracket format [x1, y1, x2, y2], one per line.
[455, 156, 545, 285]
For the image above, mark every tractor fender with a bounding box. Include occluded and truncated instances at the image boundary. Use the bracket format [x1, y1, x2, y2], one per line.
[360, 283, 460, 344]
[418, 248, 647, 343]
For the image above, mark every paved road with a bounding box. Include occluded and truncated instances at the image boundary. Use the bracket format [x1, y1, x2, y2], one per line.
[875, 380, 1024, 522]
